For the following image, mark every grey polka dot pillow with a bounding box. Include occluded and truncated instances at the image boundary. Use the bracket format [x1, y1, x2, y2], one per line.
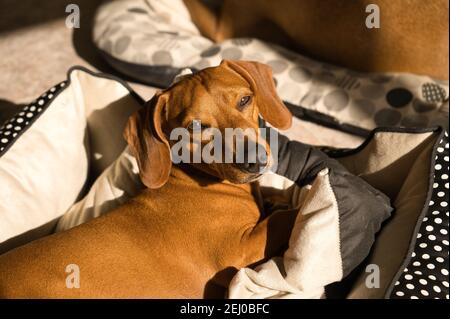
[93, 0, 449, 136]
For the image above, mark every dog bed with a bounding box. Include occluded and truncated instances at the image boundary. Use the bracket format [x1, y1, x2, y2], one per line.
[0, 67, 142, 253]
[0, 67, 448, 299]
[92, 0, 449, 136]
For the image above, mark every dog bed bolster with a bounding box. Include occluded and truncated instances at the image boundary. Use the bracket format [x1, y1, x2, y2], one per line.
[228, 129, 393, 298]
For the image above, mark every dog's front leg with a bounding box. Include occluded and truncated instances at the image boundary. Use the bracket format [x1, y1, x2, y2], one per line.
[240, 209, 299, 267]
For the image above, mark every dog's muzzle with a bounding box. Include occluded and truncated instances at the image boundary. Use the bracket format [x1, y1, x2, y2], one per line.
[236, 144, 269, 174]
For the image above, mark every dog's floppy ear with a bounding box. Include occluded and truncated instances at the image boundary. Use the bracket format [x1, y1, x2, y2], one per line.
[222, 60, 292, 130]
[124, 93, 171, 189]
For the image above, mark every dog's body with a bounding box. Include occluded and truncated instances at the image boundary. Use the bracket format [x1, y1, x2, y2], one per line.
[184, 0, 449, 79]
[0, 165, 296, 298]
[0, 61, 296, 298]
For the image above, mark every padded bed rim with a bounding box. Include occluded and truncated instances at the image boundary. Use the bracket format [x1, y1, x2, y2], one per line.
[65, 65, 146, 105]
[327, 126, 445, 158]
[384, 127, 446, 298]
[0, 81, 66, 158]
[99, 49, 185, 89]
[0, 65, 145, 159]
[326, 125, 446, 298]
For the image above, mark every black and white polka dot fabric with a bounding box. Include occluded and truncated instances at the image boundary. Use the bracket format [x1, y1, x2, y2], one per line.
[391, 131, 449, 299]
[0, 81, 67, 157]
[93, 0, 449, 135]
[422, 83, 448, 103]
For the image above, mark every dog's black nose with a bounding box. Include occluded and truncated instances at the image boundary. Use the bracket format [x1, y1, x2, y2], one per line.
[237, 147, 268, 174]
[239, 161, 263, 174]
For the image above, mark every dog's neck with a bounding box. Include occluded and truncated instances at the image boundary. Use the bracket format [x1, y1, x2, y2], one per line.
[169, 164, 253, 194]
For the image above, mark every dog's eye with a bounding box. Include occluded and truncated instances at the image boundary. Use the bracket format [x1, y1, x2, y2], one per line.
[187, 120, 209, 131]
[238, 95, 252, 110]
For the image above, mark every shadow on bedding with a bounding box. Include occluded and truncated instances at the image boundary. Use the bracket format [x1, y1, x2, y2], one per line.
[0, 99, 25, 127]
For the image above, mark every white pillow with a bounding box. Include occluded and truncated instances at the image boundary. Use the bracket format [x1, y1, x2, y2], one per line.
[56, 147, 144, 231]
[0, 67, 141, 250]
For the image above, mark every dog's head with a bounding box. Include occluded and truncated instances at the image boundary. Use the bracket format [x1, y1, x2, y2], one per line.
[124, 60, 292, 189]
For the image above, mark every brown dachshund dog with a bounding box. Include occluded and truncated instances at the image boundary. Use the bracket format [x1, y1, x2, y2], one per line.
[0, 60, 297, 298]
[184, 0, 449, 79]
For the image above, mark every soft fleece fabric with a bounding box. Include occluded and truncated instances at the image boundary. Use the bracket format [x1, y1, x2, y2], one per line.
[228, 130, 393, 298]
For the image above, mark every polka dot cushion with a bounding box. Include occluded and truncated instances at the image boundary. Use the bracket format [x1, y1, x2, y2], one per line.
[391, 132, 449, 299]
[0, 77, 89, 248]
[0, 67, 142, 250]
[0, 82, 67, 156]
[94, 0, 449, 136]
